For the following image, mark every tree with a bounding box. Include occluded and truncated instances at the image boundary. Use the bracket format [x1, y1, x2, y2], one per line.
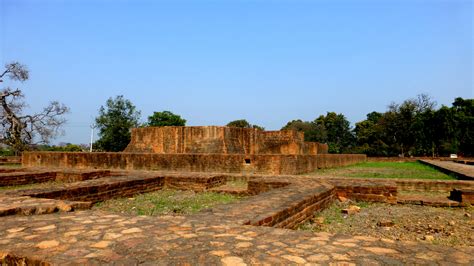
[0, 62, 69, 153]
[94, 95, 141, 152]
[354, 112, 389, 156]
[382, 94, 436, 156]
[226, 119, 265, 130]
[36, 143, 83, 152]
[315, 112, 355, 153]
[281, 119, 326, 142]
[146, 111, 186, 127]
[227, 119, 251, 128]
[451, 97, 473, 156]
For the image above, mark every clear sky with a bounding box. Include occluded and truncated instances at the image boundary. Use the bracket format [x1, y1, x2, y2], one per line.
[1, 0, 472, 145]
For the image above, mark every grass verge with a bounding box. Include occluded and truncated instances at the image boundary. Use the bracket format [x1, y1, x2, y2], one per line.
[310, 161, 455, 180]
[94, 189, 242, 216]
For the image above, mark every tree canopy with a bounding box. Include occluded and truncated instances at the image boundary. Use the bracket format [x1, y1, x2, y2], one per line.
[146, 111, 186, 127]
[226, 119, 264, 130]
[94, 95, 141, 152]
[315, 112, 355, 153]
[0, 62, 69, 153]
[281, 95, 473, 156]
[281, 113, 354, 153]
[351, 95, 472, 157]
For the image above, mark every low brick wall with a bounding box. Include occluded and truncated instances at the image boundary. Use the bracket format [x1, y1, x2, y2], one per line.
[249, 185, 335, 229]
[12, 173, 229, 203]
[271, 188, 335, 229]
[0, 172, 57, 187]
[164, 174, 226, 192]
[0, 168, 29, 173]
[21, 175, 165, 203]
[395, 179, 474, 192]
[318, 176, 474, 193]
[0, 170, 113, 187]
[22, 152, 367, 175]
[331, 180, 397, 204]
[449, 189, 474, 204]
[55, 170, 111, 182]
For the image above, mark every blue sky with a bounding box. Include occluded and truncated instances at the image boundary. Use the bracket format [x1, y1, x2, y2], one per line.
[1, 0, 472, 145]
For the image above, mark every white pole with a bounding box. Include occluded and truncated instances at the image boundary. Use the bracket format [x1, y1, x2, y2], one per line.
[90, 127, 94, 152]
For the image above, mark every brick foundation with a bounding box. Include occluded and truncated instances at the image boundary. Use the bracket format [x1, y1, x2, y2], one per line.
[22, 152, 366, 175]
[0, 172, 57, 186]
[449, 189, 474, 204]
[20, 175, 165, 203]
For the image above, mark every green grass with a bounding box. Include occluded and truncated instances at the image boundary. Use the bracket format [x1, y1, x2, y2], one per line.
[94, 189, 242, 216]
[311, 161, 455, 180]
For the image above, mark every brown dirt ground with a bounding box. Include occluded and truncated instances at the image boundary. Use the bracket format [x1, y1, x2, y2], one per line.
[300, 200, 474, 247]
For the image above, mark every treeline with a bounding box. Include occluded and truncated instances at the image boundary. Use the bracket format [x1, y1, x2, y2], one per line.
[92, 94, 472, 157]
[282, 95, 473, 157]
[0, 143, 85, 156]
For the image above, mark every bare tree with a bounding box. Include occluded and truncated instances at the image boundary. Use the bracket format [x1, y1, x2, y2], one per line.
[0, 62, 69, 153]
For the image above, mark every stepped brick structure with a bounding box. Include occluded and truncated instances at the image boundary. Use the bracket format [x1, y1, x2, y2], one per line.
[124, 126, 329, 155]
[23, 126, 364, 174]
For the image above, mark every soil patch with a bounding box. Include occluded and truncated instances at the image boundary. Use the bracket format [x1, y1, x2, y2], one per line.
[299, 200, 474, 247]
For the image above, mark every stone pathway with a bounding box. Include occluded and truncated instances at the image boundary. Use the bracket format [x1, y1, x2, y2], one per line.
[1, 209, 472, 265]
[0, 195, 91, 216]
[420, 159, 474, 180]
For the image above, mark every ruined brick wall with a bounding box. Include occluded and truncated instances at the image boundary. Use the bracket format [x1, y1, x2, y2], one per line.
[124, 126, 253, 154]
[124, 126, 325, 155]
[22, 152, 366, 175]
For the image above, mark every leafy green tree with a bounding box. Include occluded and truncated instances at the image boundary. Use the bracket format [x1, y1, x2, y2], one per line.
[281, 119, 326, 142]
[226, 119, 264, 130]
[354, 112, 389, 156]
[315, 112, 355, 153]
[252, 124, 265, 131]
[227, 119, 251, 128]
[352, 94, 474, 157]
[37, 143, 83, 152]
[146, 111, 186, 127]
[381, 94, 436, 156]
[94, 95, 141, 152]
[432, 106, 458, 155]
[452, 97, 474, 156]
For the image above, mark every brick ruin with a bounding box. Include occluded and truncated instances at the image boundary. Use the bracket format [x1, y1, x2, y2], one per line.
[1, 127, 473, 264]
[22, 126, 366, 175]
[124, 126, 329, 155]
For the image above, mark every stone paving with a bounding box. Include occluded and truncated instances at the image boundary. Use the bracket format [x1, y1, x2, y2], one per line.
[0, 195, 91, 216]
[1, 169, 473, 264]
[420, 159, 474, 180]
[1, 208, 473, 265]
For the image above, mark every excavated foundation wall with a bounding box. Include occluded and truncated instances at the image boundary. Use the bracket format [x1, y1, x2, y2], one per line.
[22, 152, 366, 175]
